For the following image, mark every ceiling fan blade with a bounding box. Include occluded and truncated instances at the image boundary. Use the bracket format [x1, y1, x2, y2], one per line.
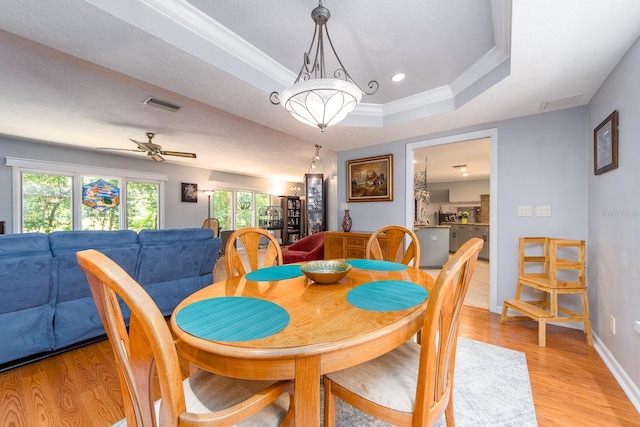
[160, 150, 197, 158]
[129, 138, 150, 151]
[96, 147, 144, 152]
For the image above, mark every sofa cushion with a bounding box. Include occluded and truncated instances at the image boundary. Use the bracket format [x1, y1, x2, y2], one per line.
[49, 230, 139, 303]
[136, 228, 220, 315]
[0, 233, 55, 363]
[0, 233, 53, 313]
[49, 230, 140, 349]
[136, 228, 219, 282]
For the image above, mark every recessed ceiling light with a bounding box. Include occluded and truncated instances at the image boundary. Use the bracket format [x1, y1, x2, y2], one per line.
[462, 173, 468, 177]
[460, 167, 467, 172]
[391, 73, 405, 82]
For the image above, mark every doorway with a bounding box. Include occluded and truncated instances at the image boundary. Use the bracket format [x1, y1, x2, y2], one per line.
[405, 129, 498, 313]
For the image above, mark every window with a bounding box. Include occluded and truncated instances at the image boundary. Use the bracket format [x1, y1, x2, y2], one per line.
[22, 172, 73, 233]
[213, 190, 233, 230]
[8, 157, 167, 233]
[212, 189, 273, 231]
[235, 191, 253, 228]
[126, 181, 159, 231]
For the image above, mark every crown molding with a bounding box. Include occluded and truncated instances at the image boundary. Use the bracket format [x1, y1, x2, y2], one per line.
[87, 0, 511, 128]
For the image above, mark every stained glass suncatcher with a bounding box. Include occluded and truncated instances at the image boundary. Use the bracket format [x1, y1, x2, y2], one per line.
[82, 179, 120, 211]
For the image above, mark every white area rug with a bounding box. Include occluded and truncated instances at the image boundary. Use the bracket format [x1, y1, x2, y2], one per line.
[330, 337, 538, 426]
[112, 337, 537, 426]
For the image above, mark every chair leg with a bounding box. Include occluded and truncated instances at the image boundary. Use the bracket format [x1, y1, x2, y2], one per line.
[538, 319, 547, 347]
[500, 304, 508, 324]
[280, 394, 295, 427]
[445, 398, 456, 427]
[580, 290, 594, 346]
[323, 376, 337, 427]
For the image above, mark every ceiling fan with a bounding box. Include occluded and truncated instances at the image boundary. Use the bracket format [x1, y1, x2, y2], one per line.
[97, 132, 197, 162]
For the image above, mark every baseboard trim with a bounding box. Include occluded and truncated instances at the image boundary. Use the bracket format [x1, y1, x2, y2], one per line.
[0, 335, 107, 373]
[593, 332, 640, 413]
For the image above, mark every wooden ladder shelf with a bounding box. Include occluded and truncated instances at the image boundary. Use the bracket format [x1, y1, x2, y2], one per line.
[500, 237, 593, 347]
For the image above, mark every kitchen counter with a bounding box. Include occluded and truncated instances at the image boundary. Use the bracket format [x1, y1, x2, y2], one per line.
[415, 227, 450, 268]
[446, 223, 490, 260]
[414, 224, 451, 229]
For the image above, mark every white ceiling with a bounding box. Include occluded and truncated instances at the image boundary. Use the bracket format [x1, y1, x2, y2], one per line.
[1, 0, 640, 183]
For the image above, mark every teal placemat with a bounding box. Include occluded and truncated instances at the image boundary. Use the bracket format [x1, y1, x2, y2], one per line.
[175, 297, 290, 342]
[347, 280, 428, 312]
[245, 264, 303, 281]
[346, 259, 408, 271]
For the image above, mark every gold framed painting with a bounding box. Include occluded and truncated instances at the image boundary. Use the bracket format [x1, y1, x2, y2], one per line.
[594, 110, 618, 175]
[347, 154, 393, 202]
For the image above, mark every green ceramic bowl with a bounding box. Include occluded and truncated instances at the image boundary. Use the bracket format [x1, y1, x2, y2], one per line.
[300, 260, 352, 284]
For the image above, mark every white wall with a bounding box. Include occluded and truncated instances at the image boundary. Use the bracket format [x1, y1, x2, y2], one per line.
[588, 35, 640, 403]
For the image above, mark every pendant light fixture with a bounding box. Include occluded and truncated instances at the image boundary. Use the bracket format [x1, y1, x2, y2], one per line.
[270, 1, 379, 132]
[309, 144, 322, 171]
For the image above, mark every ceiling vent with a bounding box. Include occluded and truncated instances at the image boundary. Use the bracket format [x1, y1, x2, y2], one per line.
[143, 96, 183, 112]
[539, 94, 581, 112]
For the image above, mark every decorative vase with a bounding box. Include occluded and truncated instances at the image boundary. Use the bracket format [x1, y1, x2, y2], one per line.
[342, 210, 352, 232]
[460, 218, 467, 224]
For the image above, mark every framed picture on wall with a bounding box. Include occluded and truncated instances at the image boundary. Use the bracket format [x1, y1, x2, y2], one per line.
[594, 110, 618, 175]
[181, 183, 198, 202]
[347, 154, 393, 202]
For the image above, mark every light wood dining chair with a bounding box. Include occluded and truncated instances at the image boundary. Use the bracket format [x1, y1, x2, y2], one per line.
[77, 249, 294, 427]
[323, 238, 484, 427]
[366, 225, 420, 266]
[201, 218, 220, 237]
[225, 227, 283, 278]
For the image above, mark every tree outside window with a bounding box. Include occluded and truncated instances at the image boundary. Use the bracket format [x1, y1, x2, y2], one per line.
[22, 173, 72, 233]
[213, 190, 232, 230]
[211, 190, 274, 231]
[235, 191, 253, 228]
[127, 181, 159, 230]
[19, 171, 161, 233]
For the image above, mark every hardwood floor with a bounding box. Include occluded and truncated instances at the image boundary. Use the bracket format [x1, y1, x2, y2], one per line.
[2, 255, 638, 426]
[424, 258, 490, 310]
[2, 308, 638, 426]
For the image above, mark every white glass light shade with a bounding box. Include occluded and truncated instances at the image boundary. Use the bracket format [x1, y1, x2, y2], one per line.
[280, 79, 363, 131]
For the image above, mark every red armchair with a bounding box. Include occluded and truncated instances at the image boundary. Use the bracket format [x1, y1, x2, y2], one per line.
[282, 232, 325, 264]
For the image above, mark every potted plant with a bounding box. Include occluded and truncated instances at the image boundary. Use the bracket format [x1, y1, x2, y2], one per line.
[457, 211, 469, 224]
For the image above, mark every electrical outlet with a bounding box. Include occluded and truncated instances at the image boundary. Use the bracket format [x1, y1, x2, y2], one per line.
[610, 315, 616, 334]
[518, 205, 532, 217]
[536, 205, 552, 217]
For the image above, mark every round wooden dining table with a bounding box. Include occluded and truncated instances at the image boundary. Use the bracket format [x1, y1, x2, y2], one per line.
[170, 260, 434, 427]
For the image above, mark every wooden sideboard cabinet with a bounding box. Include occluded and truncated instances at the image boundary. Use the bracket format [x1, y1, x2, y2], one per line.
[324, 231, 387, 260]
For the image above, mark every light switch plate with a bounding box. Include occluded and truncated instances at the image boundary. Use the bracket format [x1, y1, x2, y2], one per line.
[536, 205, 552, 217]
[518, 205, 532, 216]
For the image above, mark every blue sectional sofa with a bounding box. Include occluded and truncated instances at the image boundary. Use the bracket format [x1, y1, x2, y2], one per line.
[0, 228, 221, 370]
